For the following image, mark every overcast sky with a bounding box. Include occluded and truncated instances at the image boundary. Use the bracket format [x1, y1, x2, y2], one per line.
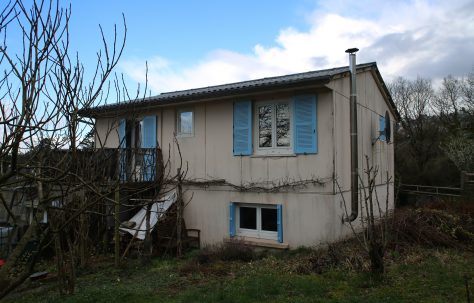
[63, 0, 474, 94]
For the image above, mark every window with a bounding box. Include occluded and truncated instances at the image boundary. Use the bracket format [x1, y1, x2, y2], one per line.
[177, 109, 194, 136]
[379, 116, 386, 141]
[118, 116, 157, 182]
[255, 101, 292, 154]
[232, 203, 281, 241]
[233, 95, 317, 156]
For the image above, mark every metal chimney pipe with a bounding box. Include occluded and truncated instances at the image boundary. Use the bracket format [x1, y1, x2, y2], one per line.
[345, 47, 359, 222]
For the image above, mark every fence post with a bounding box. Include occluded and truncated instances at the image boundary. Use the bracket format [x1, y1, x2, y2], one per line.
[462, 172, 474, 200]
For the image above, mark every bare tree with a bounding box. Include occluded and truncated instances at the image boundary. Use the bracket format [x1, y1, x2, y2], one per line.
[432, 72, 474, 173]
[0, 0, 202, 298]
[389, 77, 437, 164]
[433, 72, 474, 133]
[388, 77, 452, 184]
[338, 156, 392, 274]
[0, 0, 128, 297]
[433, 76, 463, 133]
[462, 71, 474, 112]
[0, 0, 66, 294]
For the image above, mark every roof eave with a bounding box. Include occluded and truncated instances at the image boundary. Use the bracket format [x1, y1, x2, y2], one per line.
[79, 75, 332, 118]
[369, 66, 400, 121]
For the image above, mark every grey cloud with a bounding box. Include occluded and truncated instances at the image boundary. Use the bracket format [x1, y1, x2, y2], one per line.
[453, 0, 474, 20]
[361, 27, 474, 80]
[403, 40, 474, 79]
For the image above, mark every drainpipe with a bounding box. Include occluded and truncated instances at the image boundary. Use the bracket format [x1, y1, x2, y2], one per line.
[345, 48, 359, 222]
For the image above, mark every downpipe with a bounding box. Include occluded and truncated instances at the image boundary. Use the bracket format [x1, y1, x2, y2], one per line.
[345, 48, 359, 222]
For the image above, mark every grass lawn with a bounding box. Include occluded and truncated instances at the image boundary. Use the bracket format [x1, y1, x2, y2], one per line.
[4, 246, 473, 303]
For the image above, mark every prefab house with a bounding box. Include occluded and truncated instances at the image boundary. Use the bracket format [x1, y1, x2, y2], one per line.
[79, 61, 397, 249]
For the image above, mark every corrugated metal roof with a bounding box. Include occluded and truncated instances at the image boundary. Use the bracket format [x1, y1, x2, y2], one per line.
[79, 62, 384, 117]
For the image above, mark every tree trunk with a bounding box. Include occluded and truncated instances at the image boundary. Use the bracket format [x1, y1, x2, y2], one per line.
[114, 186, 121, 267]
[141, 202, 152, 265]
[0, 221, 40, 299]
[369, 241, 384, 274]
[176, 168, 183, 257]
[54, 231, 66, 295]
[79, 194, 86, 267]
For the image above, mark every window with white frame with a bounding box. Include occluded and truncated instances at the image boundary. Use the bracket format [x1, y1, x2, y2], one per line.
[233, 95, 317, 156]
[236, 204, 278, 240]
[177, 109, 194, 136]
[255, 101, 292, 154]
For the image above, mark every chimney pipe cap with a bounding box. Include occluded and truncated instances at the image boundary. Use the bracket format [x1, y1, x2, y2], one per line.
[345, 48, 359, 54]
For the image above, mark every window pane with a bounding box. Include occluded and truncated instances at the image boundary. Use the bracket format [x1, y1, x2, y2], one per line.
[239, 207, 257, 229]
[261, 208, 277, 231]
[258, 105, 272, 147]
[276, 103, 290, 147]
[179, 111, 193, 134]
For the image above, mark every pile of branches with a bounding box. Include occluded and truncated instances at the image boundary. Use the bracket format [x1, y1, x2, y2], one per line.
[289, 240, 369, 274]
[291, 206, 474, 275]
[390, 207, 474, 249]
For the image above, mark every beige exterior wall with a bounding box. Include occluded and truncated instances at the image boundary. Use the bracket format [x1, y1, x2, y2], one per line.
[329, 70, 396, 220]
[183, 188, 354, 247]
[166, 91, 334, 188]
[94, 70, 395, 248]
[94, 118, 120, 148]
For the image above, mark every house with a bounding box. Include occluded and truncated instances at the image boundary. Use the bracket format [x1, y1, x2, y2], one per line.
[79, 58, 398, 249]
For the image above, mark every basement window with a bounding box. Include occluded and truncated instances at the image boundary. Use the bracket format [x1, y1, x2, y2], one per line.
[236, 204, 278, 240]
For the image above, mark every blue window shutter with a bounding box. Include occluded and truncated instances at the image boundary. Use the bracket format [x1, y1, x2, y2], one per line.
[233, 100, 252, 156]
[293, 95, 317, 154]
[118, 119, 126, 181]
[229, 202, 236, 237]
[379, 116, 386, 141]
[141, 116, 157, 181]
[277, 204, 283, 243]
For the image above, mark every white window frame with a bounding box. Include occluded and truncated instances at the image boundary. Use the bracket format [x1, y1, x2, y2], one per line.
[254, 100, 293, 155]
[236, 203, 278, 240]
[176, 108, 194, 137]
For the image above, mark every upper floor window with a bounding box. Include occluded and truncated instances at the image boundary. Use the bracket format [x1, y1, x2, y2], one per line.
[378, 115, 388, 142]
[177, 109, 194, 137]
[255, 101, 292, 154]
[233, 95, 317, 156]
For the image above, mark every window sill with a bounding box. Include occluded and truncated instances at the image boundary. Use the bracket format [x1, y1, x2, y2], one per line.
[176, 134, 194, 138]
[251, 153, 296, 158]
[224, 236, 289, 250]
